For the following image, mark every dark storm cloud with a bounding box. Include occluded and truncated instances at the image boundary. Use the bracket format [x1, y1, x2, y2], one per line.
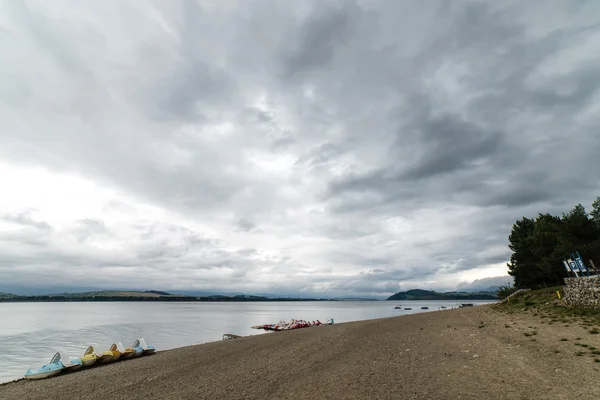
[283, 1, 357, 77]
[0, 0, 599, 295]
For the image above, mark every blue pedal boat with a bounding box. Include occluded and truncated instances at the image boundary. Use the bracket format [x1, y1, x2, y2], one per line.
[133, 338, 156, 355]
[24, 351, 82, 380]
[24, 360, 63, 380]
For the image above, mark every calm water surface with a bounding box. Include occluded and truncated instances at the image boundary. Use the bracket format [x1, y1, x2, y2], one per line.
[0, 300, 495, 383]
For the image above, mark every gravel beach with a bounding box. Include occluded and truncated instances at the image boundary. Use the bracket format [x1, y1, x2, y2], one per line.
[2, 306, 599, 400]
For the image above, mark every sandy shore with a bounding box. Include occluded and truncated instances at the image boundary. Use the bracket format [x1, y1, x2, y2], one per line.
[2, 306, 600, 400]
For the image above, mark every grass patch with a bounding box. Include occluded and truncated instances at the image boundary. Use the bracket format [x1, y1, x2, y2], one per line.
[493, 287, 600, 326]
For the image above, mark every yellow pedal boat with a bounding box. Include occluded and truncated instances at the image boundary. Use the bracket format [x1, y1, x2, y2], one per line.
[90, 344, 118, 363]
[110, 342, 135, 360]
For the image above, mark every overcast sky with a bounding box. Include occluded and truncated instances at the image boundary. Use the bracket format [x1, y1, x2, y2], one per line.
[0, 0, 599, 297]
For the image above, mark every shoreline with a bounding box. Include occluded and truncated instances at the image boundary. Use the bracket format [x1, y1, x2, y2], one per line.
[0, 300, 496, 385]
[0, 298, 497, 303]
[2, 305, 599, 399]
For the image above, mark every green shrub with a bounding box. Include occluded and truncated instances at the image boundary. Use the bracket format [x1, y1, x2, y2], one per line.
[497, 284, 519, 299]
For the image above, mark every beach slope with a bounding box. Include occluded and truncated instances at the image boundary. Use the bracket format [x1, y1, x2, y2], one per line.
[2, 306, 599, 400]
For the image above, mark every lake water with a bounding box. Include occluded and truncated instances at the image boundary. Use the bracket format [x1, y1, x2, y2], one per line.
[0, 300, 495, 383]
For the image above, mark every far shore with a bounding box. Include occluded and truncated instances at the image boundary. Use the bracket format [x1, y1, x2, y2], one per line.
[2, 305, 599, 399]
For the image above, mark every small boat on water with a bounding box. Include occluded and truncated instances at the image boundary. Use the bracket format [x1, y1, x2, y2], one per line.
[459, 303, 474, 308]
[421, 307, 429, 310]
[440, 306, 447, 309]
[394, 305, 402, 309]
[133, 338, 156, 355]
[404, 307, 412, 310]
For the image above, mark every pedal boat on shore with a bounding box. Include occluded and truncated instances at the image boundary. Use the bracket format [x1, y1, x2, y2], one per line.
[133, 338, 156, 355]
[24, 351, 83, 380]
[55, 351, 84, 372]
[85, 345, 115, 364]
[110, 342, 135, 359]
[24, 354, 64, 380]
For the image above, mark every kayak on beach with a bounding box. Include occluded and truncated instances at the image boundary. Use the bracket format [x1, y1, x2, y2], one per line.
[251, 318, 333, 331]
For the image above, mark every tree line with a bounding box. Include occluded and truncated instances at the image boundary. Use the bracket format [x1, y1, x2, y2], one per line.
[507, 197, 600, 288]
[0, 295, 330, 303]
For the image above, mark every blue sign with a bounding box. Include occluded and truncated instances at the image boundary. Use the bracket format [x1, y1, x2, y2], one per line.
[576, 257, 588, 272]
[569, 260, 580, 272]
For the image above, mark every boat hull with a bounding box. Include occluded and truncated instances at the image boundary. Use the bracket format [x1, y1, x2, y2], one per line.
[24, 369, 62, 380]
[96, 353, 114, 364]
[131, 346, 144, 357]
[81, 354, 97, 367]
[24, 362, 64, 380]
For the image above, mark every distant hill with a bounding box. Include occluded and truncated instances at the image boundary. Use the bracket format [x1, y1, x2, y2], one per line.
[45, 290, 186, 298]
[0, 290, 329, 302]
[456, 276, 512, 293]
[387, 289, 498, 301]
[145, 290, 171, 296]
[331, 297, 380, 301]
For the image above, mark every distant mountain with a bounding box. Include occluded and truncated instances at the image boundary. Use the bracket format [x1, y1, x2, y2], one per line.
[144, 290, 172, 296]
[44, 290, 187, 298]
[387, 289, 498, 301]
[0, 290, 330, 302]
[331, 297, 380, 301]
[456, 276, 512, 293]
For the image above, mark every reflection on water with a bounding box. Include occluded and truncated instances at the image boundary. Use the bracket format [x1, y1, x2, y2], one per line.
[0, 300, 495, 383]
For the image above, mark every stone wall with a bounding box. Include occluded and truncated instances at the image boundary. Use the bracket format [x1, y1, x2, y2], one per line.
[563, 276, 600, 308]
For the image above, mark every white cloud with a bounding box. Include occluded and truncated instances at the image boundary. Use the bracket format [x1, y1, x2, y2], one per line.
[0, 0, 599, 296]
